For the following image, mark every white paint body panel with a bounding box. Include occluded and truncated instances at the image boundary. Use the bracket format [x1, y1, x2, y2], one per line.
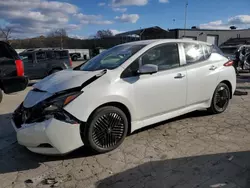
[12, 39, 236, 154]
[12, 118, 83, 155]
[33, 69, 101, 93]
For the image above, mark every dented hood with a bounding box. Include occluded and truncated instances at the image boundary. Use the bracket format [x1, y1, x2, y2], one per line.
[33, 69, 102, 94]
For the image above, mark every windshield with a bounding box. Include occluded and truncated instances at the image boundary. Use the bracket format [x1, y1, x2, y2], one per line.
[80, 44, 146, 71]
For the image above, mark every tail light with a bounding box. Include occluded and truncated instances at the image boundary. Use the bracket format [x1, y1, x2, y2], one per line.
[69, 58, 73, 67]
[224, 60, 234, 67]
[15, 59, 24, 76]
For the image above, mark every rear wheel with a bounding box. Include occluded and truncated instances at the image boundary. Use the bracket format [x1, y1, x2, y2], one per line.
[208, 83, 230, 114]
[0, 89, 3, 104]
[72, 56, 77, 61]
[83, 106, 128, 153]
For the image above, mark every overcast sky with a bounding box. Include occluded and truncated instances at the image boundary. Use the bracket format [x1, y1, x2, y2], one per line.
[0, 0, 250, 39]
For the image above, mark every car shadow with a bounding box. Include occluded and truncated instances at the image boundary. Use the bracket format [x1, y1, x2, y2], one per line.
[0, 110, 213, 175]
[132, 110, 212, 135]
[95, 150, 250, 188]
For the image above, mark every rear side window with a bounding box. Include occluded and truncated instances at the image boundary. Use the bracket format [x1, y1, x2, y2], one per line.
[183, 43, 204, 64]
[36, 52, 46, 61]
[203, 44, 212, 59]
[46, 51, 55, 59]
[54, 51, 69, 59]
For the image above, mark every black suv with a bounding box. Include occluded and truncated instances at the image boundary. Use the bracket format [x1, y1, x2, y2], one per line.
[19, 48, 72, 80]
[0, 41, 28, 104]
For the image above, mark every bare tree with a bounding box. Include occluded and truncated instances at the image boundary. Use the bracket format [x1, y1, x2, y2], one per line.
[0, 26, 12, 42]
[96, 29, 113, 38]
[47, 28, 68, 48]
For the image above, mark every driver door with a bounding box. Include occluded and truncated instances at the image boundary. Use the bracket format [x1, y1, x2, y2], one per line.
[122, 43, 187, 122]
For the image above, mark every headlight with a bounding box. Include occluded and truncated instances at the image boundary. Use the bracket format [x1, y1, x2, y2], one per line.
[44, 91, 83, 111]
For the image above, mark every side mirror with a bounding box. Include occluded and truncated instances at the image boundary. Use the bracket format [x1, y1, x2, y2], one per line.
[138, 64, 158, 75]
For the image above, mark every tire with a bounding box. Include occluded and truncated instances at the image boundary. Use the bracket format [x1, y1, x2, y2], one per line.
[72, 56, 77, 61]
[207, 83, 230, 114]
[83, 106, 128, 153]
[0, 88, 3, 104]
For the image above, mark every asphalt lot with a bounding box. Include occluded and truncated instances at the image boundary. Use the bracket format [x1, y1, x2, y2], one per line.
[1, 66, 250, 188]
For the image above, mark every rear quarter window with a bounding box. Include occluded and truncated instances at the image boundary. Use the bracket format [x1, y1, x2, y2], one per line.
[183, 43, 205, 64]
[203, 44, 213, 60]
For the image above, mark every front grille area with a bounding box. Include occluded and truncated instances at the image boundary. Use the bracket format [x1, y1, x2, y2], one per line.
[13, 103, 46, 128]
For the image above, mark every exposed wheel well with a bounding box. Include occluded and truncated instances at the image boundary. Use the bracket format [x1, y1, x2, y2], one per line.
[220, 80, 233, 99]
[87, 102, 132, 135]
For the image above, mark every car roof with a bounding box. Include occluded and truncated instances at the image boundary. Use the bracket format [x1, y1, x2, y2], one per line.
[118, 39, 212, 46]
[19, 48, 68, 55]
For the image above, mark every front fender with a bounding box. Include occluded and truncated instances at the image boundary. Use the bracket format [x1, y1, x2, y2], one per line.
[64, 94, 136, 123]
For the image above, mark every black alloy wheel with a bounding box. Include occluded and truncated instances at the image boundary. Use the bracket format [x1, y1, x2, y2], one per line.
[83, 106, 128, 153]
[208, 83, 230, 114]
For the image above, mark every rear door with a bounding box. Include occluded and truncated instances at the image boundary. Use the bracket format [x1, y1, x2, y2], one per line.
[183, 42, 220, 105]
[20, 53, 37, 79]
[34, 51, 48, 78]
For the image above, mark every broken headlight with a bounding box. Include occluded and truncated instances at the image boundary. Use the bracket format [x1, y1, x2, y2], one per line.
[44, 91, 83, 111]
[41, 91, 83, 124]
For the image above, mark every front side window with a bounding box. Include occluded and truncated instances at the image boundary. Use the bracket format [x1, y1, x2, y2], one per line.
[121, 43, 180, 78]
[36, 52, 46, 61]
[80, 44, 145, 71]
[20, 54, 33, 64]
[141, 43, 180, 71]
[183, 43, 204, 64]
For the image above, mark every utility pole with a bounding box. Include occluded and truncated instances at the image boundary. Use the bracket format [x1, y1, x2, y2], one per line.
[184, 0, 188, 37]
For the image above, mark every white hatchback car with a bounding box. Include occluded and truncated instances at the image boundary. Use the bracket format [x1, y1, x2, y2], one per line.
[12, 39, 236, 155]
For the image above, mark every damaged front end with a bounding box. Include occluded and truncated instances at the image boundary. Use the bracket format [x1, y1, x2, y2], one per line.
[13, 69, 107, 129]
[13, 89, 83, 129]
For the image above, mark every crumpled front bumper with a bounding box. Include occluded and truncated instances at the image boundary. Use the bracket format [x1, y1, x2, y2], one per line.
[11, 117, 84, 155]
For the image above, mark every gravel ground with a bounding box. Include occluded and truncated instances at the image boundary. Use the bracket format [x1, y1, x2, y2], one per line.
[0, 71, 250, 188]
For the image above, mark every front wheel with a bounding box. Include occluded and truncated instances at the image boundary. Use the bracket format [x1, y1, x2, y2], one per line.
[207, 83, 230, 114]
[83, 106, 128, 153]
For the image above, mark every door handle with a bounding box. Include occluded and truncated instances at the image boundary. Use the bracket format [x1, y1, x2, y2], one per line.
[174, 73, 185, 79]
[209, 65, 217, 70]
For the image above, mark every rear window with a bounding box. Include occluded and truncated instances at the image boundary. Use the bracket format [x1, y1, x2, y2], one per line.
[0, 42, 18, 59]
